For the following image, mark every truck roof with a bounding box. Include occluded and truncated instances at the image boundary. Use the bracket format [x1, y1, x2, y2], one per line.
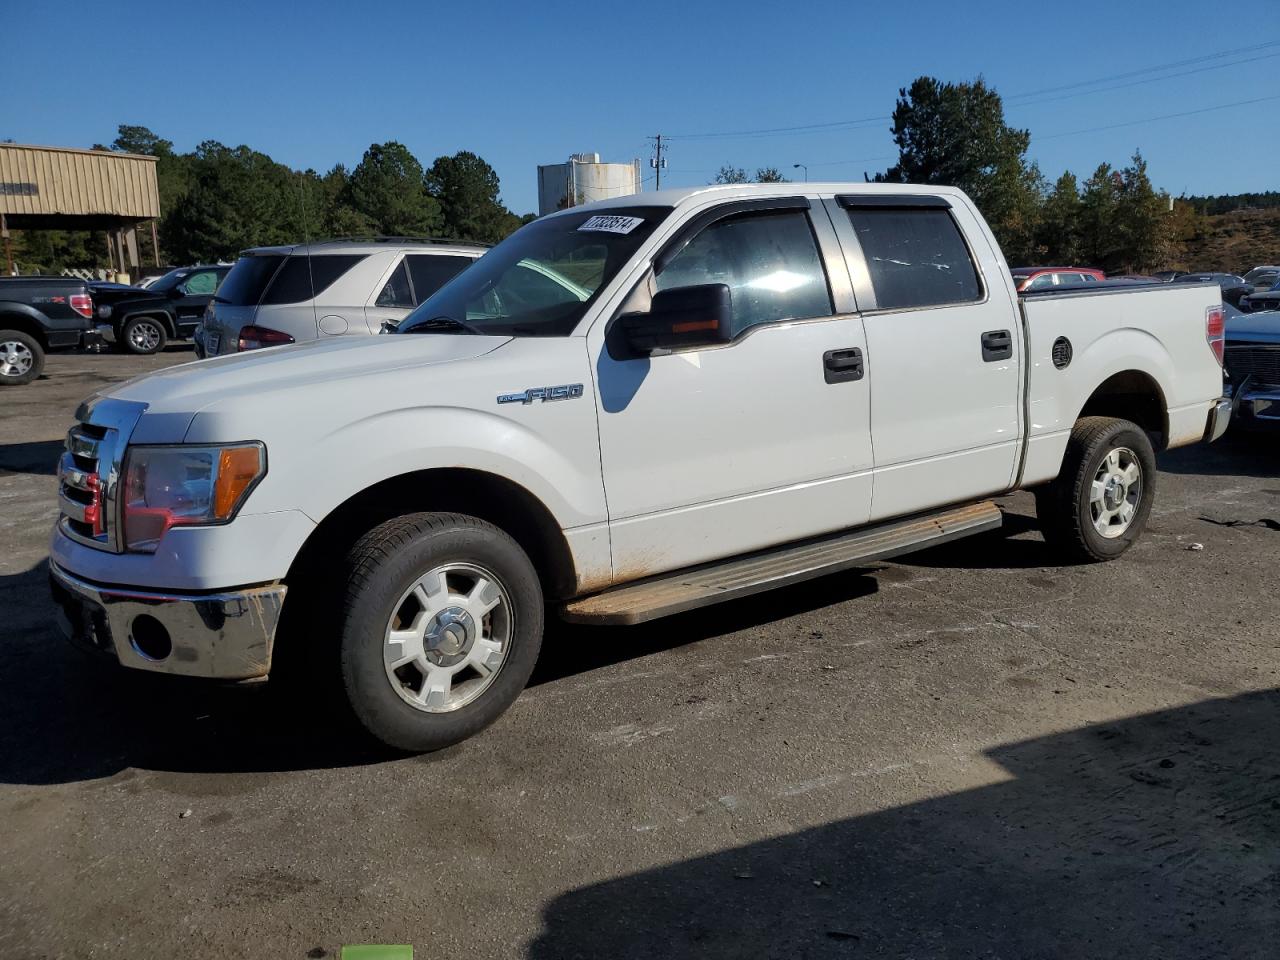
[239, 238, 489, 257]
[546, 181, 970, 216]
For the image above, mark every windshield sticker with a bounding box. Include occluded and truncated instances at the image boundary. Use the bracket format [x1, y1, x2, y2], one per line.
[578, 215, 645, 235]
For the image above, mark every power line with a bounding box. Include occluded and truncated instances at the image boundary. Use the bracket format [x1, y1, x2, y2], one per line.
[1037, 93, 1280, 140]
[661, 39, 1280, 142]
[1005, 38, 1280, 101]
[1008, 51, 1280, 110]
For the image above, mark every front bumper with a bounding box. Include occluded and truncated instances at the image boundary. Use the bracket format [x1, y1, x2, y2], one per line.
[49, 562, 286, 680]
[1224, 380, 1280, 426]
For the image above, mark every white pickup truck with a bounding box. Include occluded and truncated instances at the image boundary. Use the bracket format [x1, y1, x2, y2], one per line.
[49, 184, 1230, 751]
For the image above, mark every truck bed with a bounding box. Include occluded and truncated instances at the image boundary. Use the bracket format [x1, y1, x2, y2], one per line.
[1018, 282, 1224, 487]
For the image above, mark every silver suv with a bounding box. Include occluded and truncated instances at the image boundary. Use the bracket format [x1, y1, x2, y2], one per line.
[195, 238, 486, 356]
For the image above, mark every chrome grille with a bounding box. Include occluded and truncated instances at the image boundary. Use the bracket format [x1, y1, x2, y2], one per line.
[55, 397, 147, 553]
[1226, 345, 1280, 388]
[58, 424, 109, 547]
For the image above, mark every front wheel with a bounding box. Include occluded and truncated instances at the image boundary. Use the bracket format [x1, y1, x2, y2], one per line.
[338, 512, 544, 752]
[120, 315, 168, 355]
[1036, 416, 1157, 562]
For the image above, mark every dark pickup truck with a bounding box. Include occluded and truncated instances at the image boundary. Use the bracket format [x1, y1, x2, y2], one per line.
[0, 277, 97, 386]
[91, 264, 229, 354]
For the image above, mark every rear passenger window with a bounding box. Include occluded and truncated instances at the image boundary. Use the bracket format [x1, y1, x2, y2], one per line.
[657, 208, 832, 338]
[844, 206, 982, 309]
[1027, 274, 1055, 290]
[407, 255, 472, 303]
[260, 254, 367, 305]
[376, 261, 414, 307]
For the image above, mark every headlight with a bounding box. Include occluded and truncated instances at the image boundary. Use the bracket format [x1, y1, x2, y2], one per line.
[97, 304, 113, 318]
[122, 443, 266, 553]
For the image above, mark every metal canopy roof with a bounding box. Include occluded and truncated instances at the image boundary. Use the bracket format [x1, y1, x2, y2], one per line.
[0, 143, 160, 225]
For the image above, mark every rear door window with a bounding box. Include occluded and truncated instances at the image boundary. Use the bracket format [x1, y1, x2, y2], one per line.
[1026, 274, 1055, 291]
[406, 255, 473, 303]
[261, 254, 367, 305]
[376, 261, 414, 307]
[216, 255, 284, 305]
[844, 205, 982, 309]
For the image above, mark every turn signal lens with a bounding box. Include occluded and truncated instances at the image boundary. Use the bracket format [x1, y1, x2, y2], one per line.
[214, 446, 265, 519]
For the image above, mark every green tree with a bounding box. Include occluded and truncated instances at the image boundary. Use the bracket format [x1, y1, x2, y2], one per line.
[1078, 163, 1121, 270]
[425, 151, 511, 243]
[1038, 171, 1083, 264]
[879, 76, 1043, 262]
[164, 141, 312, 261]
[713, 165, 749, 184]
[754, 167, 789, 183]
[1114, 151, 1170, 272]
[343, 141, 441, 237]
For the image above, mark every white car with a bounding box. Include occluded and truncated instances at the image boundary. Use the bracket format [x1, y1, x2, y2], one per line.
[195, 238, 486, 356]
[50, 183, 1229, 752]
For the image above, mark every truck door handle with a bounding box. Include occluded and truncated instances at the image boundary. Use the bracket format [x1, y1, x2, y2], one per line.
[981, 330, 1013, 362]
[823, 347, 864, 384]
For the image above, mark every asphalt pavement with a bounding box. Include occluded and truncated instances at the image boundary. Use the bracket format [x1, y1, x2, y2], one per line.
[1, 347, 1277, 959]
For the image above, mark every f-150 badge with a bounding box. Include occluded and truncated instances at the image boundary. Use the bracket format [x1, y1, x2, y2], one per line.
[497, 384, 585, 405]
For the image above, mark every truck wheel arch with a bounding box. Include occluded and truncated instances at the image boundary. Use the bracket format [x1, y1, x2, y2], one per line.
[1075, 370, 1168, 448]
[0, 309, 50, 349]
[119, 309, 178, 338]
[286, 467, 578, 602]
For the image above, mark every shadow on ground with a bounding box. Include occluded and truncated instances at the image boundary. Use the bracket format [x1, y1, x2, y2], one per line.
[0, 439, 64, 476]
[0, 561, 878, 784]
[528, 689, 1280, 959]
[1159, 428, 1278, 478]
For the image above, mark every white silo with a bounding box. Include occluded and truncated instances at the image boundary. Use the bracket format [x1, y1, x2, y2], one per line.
[537, 153, 643, 216]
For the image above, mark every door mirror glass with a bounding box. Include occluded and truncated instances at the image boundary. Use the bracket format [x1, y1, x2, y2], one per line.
[619, 283, 732, 354]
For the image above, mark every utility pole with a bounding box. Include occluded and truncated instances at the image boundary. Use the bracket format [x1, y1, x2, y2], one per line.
[649, 135, 666, 189]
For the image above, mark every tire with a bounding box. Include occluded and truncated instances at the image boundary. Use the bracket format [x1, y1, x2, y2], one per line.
[338, 512, 544, 752]
[0, 329, 44, 386]
[119, 315, 168, 355]
[1035, 416, 1157, 563]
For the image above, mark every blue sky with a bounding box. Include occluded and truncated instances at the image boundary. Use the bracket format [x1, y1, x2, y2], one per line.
[7, 0, 1278, 214]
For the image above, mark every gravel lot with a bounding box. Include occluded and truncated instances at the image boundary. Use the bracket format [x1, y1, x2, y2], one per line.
[2, 347, 1277, 959]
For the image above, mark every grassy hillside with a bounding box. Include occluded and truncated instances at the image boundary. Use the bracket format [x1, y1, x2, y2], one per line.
[1173, 206, 1280, 274]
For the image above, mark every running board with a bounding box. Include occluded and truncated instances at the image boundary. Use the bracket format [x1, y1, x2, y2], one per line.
[561, 500, 1002, 625]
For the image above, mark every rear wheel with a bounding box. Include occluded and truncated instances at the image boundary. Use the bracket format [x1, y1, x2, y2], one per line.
[0, 329, 44, 386]
[337, 512, 544, 752]
[1036, 416, 1157, 562]
[120, 315, 167, 355]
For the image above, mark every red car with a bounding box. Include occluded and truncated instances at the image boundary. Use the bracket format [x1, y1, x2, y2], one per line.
[1010, 267, 1106, 292]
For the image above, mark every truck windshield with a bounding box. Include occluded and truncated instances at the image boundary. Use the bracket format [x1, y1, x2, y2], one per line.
[398, 206, 670, 337]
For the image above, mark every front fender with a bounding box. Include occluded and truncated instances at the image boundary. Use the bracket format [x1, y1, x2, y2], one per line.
[298, 405, 608, 528]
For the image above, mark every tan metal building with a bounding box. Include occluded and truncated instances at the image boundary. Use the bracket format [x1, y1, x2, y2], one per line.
[0, 143, 161, 275]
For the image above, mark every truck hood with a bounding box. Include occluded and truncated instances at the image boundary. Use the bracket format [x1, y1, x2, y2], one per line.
[1226, 309, 1280, 344]
[102, 333, 512, 436]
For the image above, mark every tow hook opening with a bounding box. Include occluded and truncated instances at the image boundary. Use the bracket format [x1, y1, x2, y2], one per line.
[130, 614, 172, 661]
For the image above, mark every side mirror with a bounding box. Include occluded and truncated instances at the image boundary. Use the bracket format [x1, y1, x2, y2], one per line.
[170, 284, 186, 298]
[619, 283, 732, 355]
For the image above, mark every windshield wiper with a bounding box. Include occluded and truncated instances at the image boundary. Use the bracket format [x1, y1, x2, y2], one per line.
[403, 316, 482, 335]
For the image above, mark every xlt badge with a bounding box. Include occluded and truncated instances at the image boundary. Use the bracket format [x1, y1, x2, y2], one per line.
[497, 383, 584, 405]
